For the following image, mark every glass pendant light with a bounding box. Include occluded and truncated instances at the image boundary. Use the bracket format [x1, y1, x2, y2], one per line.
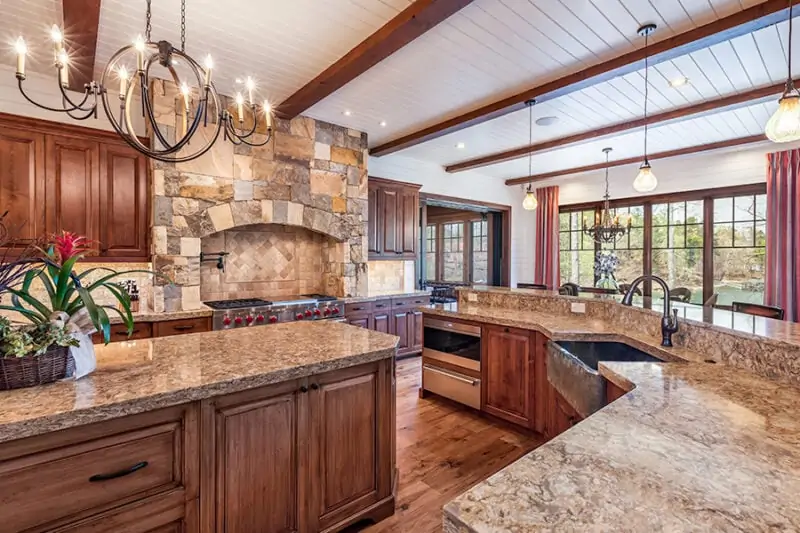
[522, 99, 539, 211]
[633, 24, 659, 193]
[766, 0, 800, 143]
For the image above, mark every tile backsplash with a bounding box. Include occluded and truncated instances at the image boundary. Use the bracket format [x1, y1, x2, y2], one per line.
[368, 260, 416, 295]
[200, 224, 342, 301]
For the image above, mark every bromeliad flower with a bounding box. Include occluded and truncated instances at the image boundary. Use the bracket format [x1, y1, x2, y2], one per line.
[51, 231, 92, 264]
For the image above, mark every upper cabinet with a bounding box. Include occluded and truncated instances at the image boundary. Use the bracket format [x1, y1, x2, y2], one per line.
[0, 113, 150, 261]
[368, 177, 420, 260]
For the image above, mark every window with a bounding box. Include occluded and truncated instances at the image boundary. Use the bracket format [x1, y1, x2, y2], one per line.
[472, 220, 489, 283]
[712, 194, 766, 306]
[442, 222, 465, 282]
[651, 200, 704, 304]
[559, 210, 596, 286]
[600, 205, 644, 285]
[425, 225, 437, 282]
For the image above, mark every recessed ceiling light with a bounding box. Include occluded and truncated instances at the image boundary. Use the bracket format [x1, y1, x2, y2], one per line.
[535, 116, 559, 127]
[379, 120, 387, 127]
[343, 110, 352, 116]
[455, 142, 466, 149]
[669, 76, 689, 88]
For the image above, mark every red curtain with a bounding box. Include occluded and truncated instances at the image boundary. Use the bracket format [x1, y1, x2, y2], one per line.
[533, 186, 560, 289]
[766, 149, 800, 322]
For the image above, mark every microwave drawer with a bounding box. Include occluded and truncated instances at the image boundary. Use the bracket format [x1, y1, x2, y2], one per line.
[422, 364, 481, 410]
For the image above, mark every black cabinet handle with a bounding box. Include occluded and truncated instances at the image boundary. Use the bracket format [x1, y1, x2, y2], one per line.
[311, 383, 319, 390]
[375, 304, 385, 308]
[173, 325, 195, 331]
[89, 461, 148, 482]
[299, 386, 308, 393]
[115, 329, 141, 336]
[504, 327, 510, 333]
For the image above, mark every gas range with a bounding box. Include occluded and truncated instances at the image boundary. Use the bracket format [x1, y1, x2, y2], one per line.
[204, 294, 345, 330]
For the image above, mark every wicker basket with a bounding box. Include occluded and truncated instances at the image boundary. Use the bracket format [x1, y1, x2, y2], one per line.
[0, 345, 73, 391]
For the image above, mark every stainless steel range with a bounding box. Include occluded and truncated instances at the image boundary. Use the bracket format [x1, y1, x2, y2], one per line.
[204, 294, 345, 330]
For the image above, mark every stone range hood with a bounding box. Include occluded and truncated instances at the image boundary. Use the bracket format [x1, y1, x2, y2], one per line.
[149, 80, 369, 312]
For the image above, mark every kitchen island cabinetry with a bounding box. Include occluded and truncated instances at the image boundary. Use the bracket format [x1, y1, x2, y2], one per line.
[481, 325, 535, 429]
[345, 295, 429, 357]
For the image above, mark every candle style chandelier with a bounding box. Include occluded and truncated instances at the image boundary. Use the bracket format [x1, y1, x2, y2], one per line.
[13, 0, 273, 162]
[582, 148, 630, 244]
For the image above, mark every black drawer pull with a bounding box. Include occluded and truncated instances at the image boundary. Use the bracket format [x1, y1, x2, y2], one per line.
[311, 383, 319, 390]
[504, 327, 510, 333]
[375, 304, 385, 308]
[300, 386, 308, 393]
[352, 306, 366, 311]
[115, 329, 140, 335]
[89, 461, 148, 482]
[173, 325, 195, 331]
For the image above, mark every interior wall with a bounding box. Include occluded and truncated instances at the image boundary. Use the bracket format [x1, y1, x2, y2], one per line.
[368, 154, 536, 286]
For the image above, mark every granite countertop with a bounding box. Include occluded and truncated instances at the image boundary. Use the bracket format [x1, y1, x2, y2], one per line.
[342, 290, 430, 304]
[108, 305, 213, 324]
[0, 321, 398, 444]
[424, 303, 800, 531]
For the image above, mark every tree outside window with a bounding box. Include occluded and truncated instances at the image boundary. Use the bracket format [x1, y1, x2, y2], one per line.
[425, 225, 436, 282]
[472, 220, 488, 283]
[442, 222, 464, 282]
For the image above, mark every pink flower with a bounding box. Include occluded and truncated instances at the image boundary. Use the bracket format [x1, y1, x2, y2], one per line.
[51, 231, 91, 263]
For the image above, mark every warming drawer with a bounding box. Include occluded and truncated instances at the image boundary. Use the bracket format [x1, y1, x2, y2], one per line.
[422, 364, 481, 410]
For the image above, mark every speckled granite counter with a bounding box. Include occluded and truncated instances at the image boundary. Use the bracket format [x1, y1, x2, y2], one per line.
[422, 301, 800, 532]
[108, 305, 213, 324]
[342, 290, 430, 304]
[444, 360, 800, 532]
[0, 321, 397, 444]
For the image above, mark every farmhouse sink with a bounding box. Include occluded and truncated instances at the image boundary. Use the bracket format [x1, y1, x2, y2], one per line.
[546, 341, 663, 418]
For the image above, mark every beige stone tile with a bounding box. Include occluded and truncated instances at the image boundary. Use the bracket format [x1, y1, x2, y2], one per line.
[314, 142, 331, 161]
[330, 146, 360, 167]
[181, 285, 201, 310]
[288, 202, 304, 226]
[153, 226, 168, 255]
[233, 154, 254, 180]
[176, 123, 235, 178]
[261, 200, 274, 223]
[153, 170, 165, 196]
[208, 204, 235, 232]
[180, 237, 201, 257]
[310, 170, 346, 196]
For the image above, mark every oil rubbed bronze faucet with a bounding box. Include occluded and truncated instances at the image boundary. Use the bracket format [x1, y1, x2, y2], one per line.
[621, 275, 679, 347]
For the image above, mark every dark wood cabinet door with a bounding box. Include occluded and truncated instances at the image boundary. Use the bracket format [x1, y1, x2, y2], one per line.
[399, 189, 418, 257]
[309, 363, 389, 531]
[410, 310, 423, 352]
[99, 143, 149, 259]
[367, 185, 380, 255]
[392, 311, 410, 354]
[380, 188, 399, 255]
[210, 382, 303, 533]
[533, 332, 549, 435]
[0, 127, 45, 251]
[44, 134, 100, 248]
[373, 312, 389, 334]
[348, 314, 371, 329]
[482, 325, 535, 428]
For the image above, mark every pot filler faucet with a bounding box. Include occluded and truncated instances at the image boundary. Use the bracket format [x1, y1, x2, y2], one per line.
[620, 275, 679, 347]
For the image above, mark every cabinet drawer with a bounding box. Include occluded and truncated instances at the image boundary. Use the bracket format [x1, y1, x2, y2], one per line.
[92, 322, 153, 344]
[392, 295, 430, 309]
[153, 317, 210, 338]
[0, 423, 183, 533]
[345, 301, 373, 314]
[422, 364, 480, 410]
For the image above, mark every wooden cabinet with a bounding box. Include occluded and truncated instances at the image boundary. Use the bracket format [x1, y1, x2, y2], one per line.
[368, 177, 420, 260]
[153, 317, 211, 338]
[392, 310, 410, 354]
[0, 126, 45, 253]
[373, 301, 390, 334]
[409, 310, 423, 353]
[481, 325, 535, 428]
[0, 113, 149, 261]
[202, 360, 395, 533]
[343, 296, 429, 357]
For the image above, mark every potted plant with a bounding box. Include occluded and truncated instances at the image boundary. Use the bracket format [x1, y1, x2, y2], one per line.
[0, 229, 154, 390]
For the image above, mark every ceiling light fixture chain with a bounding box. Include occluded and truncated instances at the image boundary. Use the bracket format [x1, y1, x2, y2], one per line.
[765, 0, 800, 142]
[12, 0, 274, 163]
[633, 23, 659, 193]
[522, 99, 539, 211]
[583, 147, 630, 244]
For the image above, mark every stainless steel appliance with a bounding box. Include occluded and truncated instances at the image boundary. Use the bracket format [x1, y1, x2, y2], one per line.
[421, 317, 482, 409]
[205, 294, 345, 331]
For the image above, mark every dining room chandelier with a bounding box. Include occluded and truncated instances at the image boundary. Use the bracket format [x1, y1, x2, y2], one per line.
[583, 148, 630, 244]
[12, 0, 273, 162]
[765, 0, 800, 143]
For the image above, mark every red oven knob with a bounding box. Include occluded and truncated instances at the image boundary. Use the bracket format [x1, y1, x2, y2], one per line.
[223, 316, 232, 326]
[304, 309, 312, 318]
[313, 308, 321, 316]
[269, 315, 278, 323]
[296, 313, 304, 320]
[234, 316, 243, 325]
[245, 315, 254, 324]
[256, 314, 265, 323]
[324, 308, 331, 316]
[332, 307, 340, 315]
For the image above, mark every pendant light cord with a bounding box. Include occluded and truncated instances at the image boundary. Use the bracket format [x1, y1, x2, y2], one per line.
[643, 30, 650, 163]
[528, 100, 533, 179]
[789, 0, 794, 90]
[145, 0, 152, 41]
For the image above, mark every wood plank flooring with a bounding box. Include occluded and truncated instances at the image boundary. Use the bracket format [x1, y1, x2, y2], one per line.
[348, 356, 545, 533]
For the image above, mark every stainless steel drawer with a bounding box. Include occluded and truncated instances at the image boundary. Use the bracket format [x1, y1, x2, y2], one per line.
[422, 364, 480, 410]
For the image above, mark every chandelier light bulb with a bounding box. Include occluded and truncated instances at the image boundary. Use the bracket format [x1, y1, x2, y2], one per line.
[117, 66, 129, 99]
[263, 100, 273, 128]
[203, 54, 213, 87]
[15, 36, 27, 55]
[522, 186, 538, 211]
[50, 25, 63, 43]
[14, 37, 26, 77]
[57, 49, 69, 88]
[134, 35, 145, 52]
[57, 49, 69, 66]
[633, 162, 658, 193]
[235, 93, 244, 123]
[245, 76, 255, 105]
[765, 92, 800, 143]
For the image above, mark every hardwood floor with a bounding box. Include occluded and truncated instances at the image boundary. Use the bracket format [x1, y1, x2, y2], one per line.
[347, 356, 545, 533]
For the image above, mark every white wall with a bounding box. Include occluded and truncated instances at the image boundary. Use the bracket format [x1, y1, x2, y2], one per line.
[368, 154, 536, 286]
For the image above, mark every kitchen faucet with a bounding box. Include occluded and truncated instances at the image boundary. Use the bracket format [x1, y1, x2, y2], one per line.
[620, 275, 679, 347]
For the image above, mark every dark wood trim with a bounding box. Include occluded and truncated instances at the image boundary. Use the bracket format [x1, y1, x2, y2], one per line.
[277, 0, 475, 118]
[643, 203, 653, 297]
[369, 175, 423, 190]
[370, 0, 790, 157]
[702, 197, 715, 305]
[419, 192, 511, 213]
[0, 112, 148, 146]
[446, 82, 786, 173]
[63, 0, 102, 92]
[559, 182, 767, 211]
[505, 135, 766, 186]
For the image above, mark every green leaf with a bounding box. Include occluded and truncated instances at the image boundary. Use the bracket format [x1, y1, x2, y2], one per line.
[53, 255, 82, 310]
[6, 288, 52, 320]
[0, 305, 46, 324]
[101, 305, 133, 335]
[77, 286, 108, 343]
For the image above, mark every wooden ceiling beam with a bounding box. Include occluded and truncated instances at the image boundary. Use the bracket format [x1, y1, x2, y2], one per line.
[277, 0, 476, 119]
[62, 0, 102, 92]
[446, 81, 786, 173]
[504, 135, 766, 186]
[370, 0, 790, 157]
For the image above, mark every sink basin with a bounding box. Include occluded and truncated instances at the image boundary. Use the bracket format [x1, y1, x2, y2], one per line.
[546, 341, 663, 418]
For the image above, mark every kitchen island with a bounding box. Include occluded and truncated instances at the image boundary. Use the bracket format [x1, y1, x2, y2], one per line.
[421, 294, 800, 532]
[0, 321, 398, 533]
